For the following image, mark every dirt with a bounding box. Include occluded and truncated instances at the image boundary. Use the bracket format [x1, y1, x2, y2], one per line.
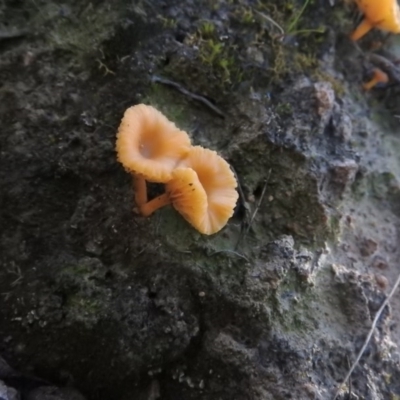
[1, 0, 400, 399]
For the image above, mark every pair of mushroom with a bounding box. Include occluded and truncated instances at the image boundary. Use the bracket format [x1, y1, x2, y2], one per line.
[116, 104, 238, 235]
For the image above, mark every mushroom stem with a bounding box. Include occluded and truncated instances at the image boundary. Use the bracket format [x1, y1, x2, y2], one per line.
[363, 77, 380, 90]
[363, 68, 389, 90]
[351, 18, 374, 41]
[133, 174, 148, 206]
[140, 193, 171, 217]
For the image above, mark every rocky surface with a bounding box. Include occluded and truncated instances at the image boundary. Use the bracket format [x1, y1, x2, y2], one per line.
[1, 0, 400, 399]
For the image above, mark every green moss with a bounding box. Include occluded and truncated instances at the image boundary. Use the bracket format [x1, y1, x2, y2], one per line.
[268, 39, 319, 83]
[56, 258, 107, 297]
[62, 263, 94, 276]
[142, 84, 189, 130]
[199, 21, 216, 38]
[65, 294, 104, 325]
[330, 5, 354, 31]
[313, 71, 346, 96]
[287, 47, 317, 75]
[271, 271, 317, 334]
[276, 102, 293, 118]
[184, 22, 243, 89]
[152, 204, 244, 265]
[32, 2, 119, 67]
[67, 295, 102, 314]
[198, 39, 242, 85]
[157, 15, 177, 29]
[250, 0, 325, 83]
[57, 261, 107, 325]
[352, 171, 400, 202]
[154, 207, 202, 248]
[253, 0, 324, 36]
[293, 51, 318, 69]
[327, 214, 341, 240]
[234, 6, 256, 25]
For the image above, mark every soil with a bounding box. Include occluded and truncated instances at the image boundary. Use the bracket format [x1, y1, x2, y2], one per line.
[1, 1, 400, 399]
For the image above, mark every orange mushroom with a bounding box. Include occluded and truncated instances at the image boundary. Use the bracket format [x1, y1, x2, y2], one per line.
[363, 67, 389, 90]
[116, 104, 191, 206]
[351, 0, 400, 41]
[140, 146, 238, 235]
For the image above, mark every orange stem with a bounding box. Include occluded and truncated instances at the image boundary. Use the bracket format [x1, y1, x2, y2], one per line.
[140, 193, 171, 217]
[351, 18, 373, 41]
[363, 77, 379, 90]
[133, 174, 147, 206]
[363, 68, 389, 90]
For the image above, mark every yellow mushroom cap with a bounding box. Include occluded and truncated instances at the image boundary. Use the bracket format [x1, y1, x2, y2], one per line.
[116, 104, 191, 182]
[355, 0, 400, 33]
[167, 146, 238, 235]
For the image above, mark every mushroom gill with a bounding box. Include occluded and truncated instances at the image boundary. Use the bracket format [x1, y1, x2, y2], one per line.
[140, 146, 238, 235]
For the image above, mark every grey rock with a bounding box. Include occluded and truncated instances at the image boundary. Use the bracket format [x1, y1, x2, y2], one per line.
[0, 381, 19, 400]
[0, 357, 14, 379]
[26, 387, 85, 400]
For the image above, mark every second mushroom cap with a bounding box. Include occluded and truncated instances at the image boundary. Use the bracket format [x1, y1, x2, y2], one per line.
[167, 146, 238, 235]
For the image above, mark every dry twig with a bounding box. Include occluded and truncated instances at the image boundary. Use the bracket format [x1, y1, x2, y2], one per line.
[210, 249, 249, 262]
[0, 30, 28, 41]
[253, 10, 284, 36]
[150, 75, 225, 118]
[235, 169, 271, 249]
[333, 271, 400, 400]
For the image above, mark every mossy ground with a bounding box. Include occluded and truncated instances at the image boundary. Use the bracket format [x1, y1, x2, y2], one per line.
[2, 0, 400, 399]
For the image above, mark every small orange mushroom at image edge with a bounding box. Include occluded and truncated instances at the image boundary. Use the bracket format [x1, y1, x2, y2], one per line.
[350, 0, 400, 41]
[116, 104, 191, 207]
[363, 68, 389, 90]
[140, 146, 239, 235]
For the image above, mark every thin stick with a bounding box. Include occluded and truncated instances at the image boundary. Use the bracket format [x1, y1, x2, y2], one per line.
[347, 356, 352, 399]
[233, 166, 249, 251]
[235, 169, 271, 249]
[231, 166, 250, 232]
[253, 10, 284, 35]
[0, 30, 28, 41]
[151, 75, 225, 118]
[210, 250, 249, 262]
[231, 167, 247, 218]
[332, 271, 400, 400]
[245, 173, 270, 237]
